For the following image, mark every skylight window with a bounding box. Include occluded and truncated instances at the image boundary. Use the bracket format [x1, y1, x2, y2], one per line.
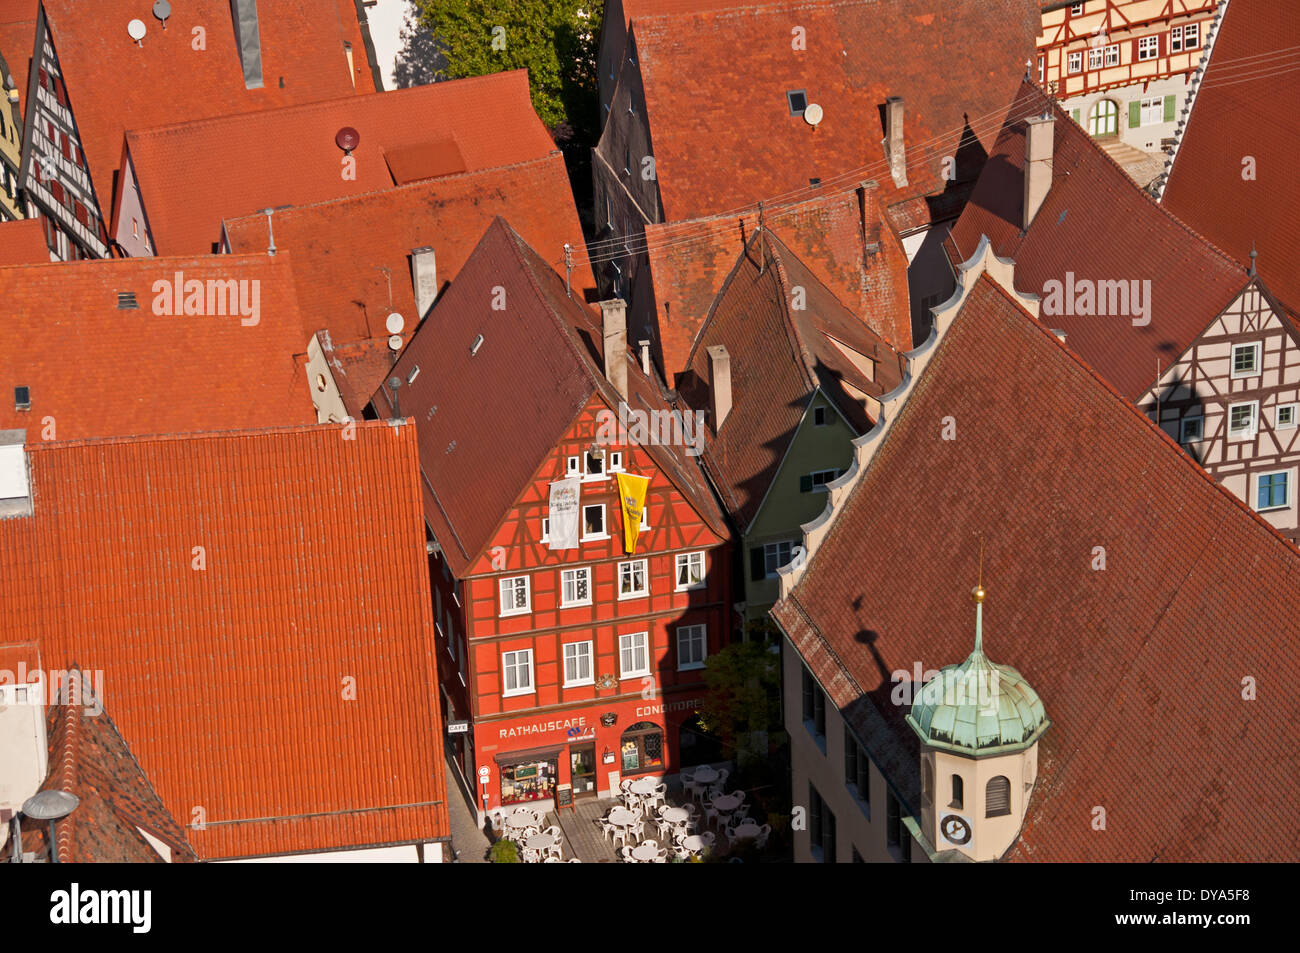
[787, 90, 808, 116]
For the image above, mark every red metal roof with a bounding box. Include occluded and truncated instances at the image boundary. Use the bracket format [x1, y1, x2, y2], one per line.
[121, 71, 553, 255]
[41, 0, 375, 216]
[947, 82, 1249, 401]
[0, 254, 316, 439]
[1161, 0, 1300, 311]
[0, 217, 49, 263]
[772, 271, 1300, 862]
[0, 421, 450, 860]
[627, 0, 1039, 225]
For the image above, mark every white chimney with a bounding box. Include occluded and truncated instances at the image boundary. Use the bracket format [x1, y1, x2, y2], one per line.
[1024, 114, 1055, 230]
[884, 97, 907, 188]
[599, 300, 628, 400]
[638, 339, 652, 375]
[411, 246, 438, 320]
[706, 345, 732, 433]
[0, 431, 31, 518]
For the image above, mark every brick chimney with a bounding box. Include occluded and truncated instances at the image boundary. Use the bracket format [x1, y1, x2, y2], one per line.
[884, 97, 907, 188]
[599, 299, 628, 400]
[1023, 114, 1055, 230]
[231, 0, 264, 90]
[706, 345, 732, 433]
[410, 246, 437, 320]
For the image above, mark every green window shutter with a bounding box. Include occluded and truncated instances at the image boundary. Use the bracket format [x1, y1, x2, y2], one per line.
[1129, 100, 1141, 128]
[1071, 107, 1081, 123]
[799, 474, 813, 493]
[1164, 94, 1176, 122]
[750, 548, 766, 582]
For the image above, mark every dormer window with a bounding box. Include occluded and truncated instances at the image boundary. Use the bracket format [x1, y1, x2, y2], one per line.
[787, 90, 808, 116]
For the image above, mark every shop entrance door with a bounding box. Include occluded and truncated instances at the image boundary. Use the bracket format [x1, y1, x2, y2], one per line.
[570, 744, 597, 799]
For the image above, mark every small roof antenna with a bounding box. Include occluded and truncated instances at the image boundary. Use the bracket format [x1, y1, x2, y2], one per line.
[153, 0, 171, 28]
[127, 18, 147, 46]
[256, 205, 290, 256]
[387, 376, 402, 418]
[1249, 242, 1257, 277]
[22, 790, 80, 863]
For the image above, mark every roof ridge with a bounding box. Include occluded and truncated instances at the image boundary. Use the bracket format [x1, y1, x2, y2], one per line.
[762, 230, 821, 393]
[23, 419, 403, 454]
[0, 252, 293, 275]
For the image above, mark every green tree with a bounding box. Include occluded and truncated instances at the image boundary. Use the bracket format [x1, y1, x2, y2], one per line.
[412, 0, 603, 142]
[697, 641, 783, 756]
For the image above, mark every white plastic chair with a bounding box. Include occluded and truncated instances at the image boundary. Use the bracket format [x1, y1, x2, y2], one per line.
[756, 824, 772, 849]
[620, 845, 636, 863]
[543, 856, 561, 863]
[599, 818, 617, 842]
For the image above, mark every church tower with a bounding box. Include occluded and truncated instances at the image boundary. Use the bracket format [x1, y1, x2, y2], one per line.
[905, 583, 1049, 861]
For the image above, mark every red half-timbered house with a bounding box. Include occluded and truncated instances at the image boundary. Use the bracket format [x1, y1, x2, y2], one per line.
[372, 218, 732, 818]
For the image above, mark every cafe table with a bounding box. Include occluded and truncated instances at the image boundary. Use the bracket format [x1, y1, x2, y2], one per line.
[525, 831, 560, 855]
[730, 822, 761, 841]
[692, 765, 720, 787]
[629, 777, 659, 796]
[710, 792, 743, 815]
[661, 806, 690, 826]
[607, 806, 640, 828]
[630, 842, 661, 862]
[679, 834, 707, 854]
[504, 812, 540, 834]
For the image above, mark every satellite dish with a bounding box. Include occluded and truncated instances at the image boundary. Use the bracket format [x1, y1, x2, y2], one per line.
[22, 790, 80, 821]
[335, 127, 360, 154]
[153, 0, 172, 22]
[387, 334, 403, 352]
[127, 19, 147, 42]
[385, 312, 405, 335]
[803, 103, 824, 127]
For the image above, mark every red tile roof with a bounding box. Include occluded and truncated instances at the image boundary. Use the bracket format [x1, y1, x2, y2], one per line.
[628, 0, 1039, 226]
[0, 217, 48, 263]
[1160, 0, 1300, 310]
[373, 217, 728, 578]
[647, 183, 912, 374]
[679, 227, 904, 528]
[121, 71, 554, 255]
[41, 0, 375, 215]
[0, 421, 450, 859]
[772, 269, 1300, 862]
[0, 5, 36, 118]
[0, 254, 316, 439]
[947, 81, 1249, 401]
[221, 154, 592, 404]
[20, 667, 198, 863]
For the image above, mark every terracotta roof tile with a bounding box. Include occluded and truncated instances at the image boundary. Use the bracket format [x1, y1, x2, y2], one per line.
[0, 254, 316, 439]
[772, 271, 1300, 862]
[0, 8, 36, 118]
[122, 71, 552, 255]
[41, 0, 375, 215]
[1161, 0, 1300, 310]
[948, 82, 1249, 400]
[629, 0, 1039, 224]
[0, 421, 450, 859]
[0, 217, 49, 263]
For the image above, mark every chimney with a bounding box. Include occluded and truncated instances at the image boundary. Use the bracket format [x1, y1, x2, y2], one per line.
[411, 246, 438, 320]
[230, 0, 264, 90]
[599, 299, 628, 400]
[638, 339, 652, 375]
[1023, 114, 1055, 230]
[884, 97, 907, 188]
[706, 345, 732, 433]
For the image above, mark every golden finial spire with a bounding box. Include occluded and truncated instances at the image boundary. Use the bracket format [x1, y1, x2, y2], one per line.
[971, 533, 986, 605]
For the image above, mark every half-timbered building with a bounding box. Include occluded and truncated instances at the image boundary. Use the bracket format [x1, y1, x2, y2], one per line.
[372, 218, 732, 819]
[1036, 0, 1222, 185]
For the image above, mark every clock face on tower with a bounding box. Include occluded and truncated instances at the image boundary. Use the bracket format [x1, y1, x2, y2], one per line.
[940, 813, 972, 846]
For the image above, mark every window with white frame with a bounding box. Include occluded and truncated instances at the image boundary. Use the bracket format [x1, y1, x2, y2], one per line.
[1037, 56, 1044, 83]
[675, 551, 706, 590]
[1140, 96, 1164, 125]
[582, 504, 606, 539]
[1277, 404, 1298, 430]
[807, 469, 839, 492]
[566, 455, 581, 477]
[1179, 414, 1203, 444]
[764, 540, 795, 578]
[1104, 44, 1120, 67]
[1183, 22, 1199, 48]
[1170, 25, 1184, 53]
[677, 624, 707, 670]
[563, 641, 593, 686]
[1229, 401, 1258, 438]
[1138, 35, 1159, 61]
[608, 451, 623, 471]
[560, 567, 592, 606]
[1068, 50, 1083, 74]
[639, 503, 650, 530]
[1231, 343, 1261, 378]
[540, 517, 550, 542]
[499, 575, 531, 616]
[619, 559, 649, 598]
[1257, 471, 1290, 511]
[619, 632, 650, 678]
[1070, 2, 1083, 13]
[584, 450, 606, 479]
[1087, 46, 1104, 70]
[502, 649, 534, 696]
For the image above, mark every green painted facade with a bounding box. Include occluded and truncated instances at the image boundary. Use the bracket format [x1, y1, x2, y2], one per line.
[743, 389, 860, 627]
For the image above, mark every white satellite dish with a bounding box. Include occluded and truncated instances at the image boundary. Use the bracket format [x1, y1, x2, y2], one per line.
[803, 103, 824, 127]
[127, 19, 147, 42]
[385, 312, 405, 335]
[387, 334, 403, 352]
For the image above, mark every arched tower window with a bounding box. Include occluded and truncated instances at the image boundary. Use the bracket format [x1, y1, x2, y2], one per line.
[986, 776, 1011, 817]
[950, 774, 964, 809]
[922, 760, 933, 806]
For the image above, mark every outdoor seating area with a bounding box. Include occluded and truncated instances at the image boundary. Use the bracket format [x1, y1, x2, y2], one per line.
[488, 807, 580, 863]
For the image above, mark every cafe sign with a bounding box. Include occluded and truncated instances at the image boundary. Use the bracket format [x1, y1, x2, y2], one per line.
[498, 715, 587, 740]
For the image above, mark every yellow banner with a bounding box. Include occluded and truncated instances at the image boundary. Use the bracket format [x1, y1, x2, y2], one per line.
[616, 472, 650, 554]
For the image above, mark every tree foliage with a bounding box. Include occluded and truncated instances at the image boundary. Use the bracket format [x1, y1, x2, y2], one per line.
[697, 641, 783, 751]
[411, 0, 603, 142]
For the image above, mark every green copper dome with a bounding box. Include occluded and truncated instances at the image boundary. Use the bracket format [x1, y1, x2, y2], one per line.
[905, 592, 1048, 756]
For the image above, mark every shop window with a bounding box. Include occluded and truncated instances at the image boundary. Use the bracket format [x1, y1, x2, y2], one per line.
[500, 756, 558, 805]
[620, 721, 664, 774]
